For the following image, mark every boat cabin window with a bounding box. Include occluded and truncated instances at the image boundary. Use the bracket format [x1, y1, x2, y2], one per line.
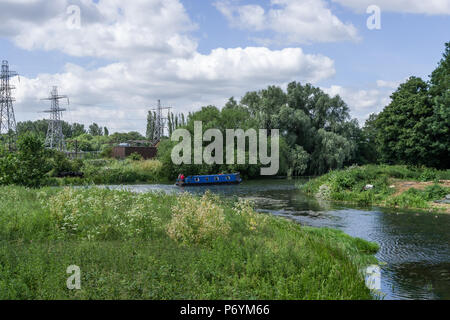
[195, 178, 200, 182]
[226, 176, 231, 180]
[215, 177, 220, 181]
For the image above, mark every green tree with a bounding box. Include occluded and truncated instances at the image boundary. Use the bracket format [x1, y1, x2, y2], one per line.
[17, 120, 48, 139]
[374, 43, 450, 169]
[310, 129, 352, 175]
[427, 42, 450, 168]
[89, 123, 103, 136]
[3, 134, 51, 187]
[146, 111, 156, 141]
[376, 77, 432, 165]
[360, 113, 379, 164]
[71, 123, 86, 137]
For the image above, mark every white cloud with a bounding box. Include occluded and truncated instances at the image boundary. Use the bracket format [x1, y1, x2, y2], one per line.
[332, 0, 450, 15]
[323, 83, 395, 124]
[168, 47, 335, 83]
[0, 0, 338, 133]
[0, 0, 198, 59]
[376, 79, 403, 89]
[215, 0, 360, 44]
[12, 49, 335, 133]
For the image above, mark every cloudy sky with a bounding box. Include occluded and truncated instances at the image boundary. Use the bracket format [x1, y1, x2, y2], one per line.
[1, 0, 449, 134]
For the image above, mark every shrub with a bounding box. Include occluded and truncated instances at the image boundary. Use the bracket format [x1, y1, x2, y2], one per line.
[0, 134, 51, 187]
[45, 188, 162, 240]
[83, 159, 108, 168]
[128, 152, 143, 161]
[422, 184, 448, 201]
[100, 145, 113, 158]
[301, 165, 450, 210]
[386, 184, 449, 209]
[317, 184, 331, 199]
[419, 167, 438, 182]
[232, 198, 267, 232]
[167, 192, 230, 246]
[47, 150, 83, 176]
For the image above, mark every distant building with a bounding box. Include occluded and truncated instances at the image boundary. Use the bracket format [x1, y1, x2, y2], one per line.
[113, 146, 157, 160]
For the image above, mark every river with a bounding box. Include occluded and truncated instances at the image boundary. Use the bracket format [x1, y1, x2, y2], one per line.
[100, 179, 450, 300]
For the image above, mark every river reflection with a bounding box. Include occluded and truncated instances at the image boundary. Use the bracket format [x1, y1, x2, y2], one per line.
[97, 179, 450, 300]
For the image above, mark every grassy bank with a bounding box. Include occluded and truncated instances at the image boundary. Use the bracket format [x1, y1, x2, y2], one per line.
[48, 159, 167, 186]
[301, 165, 450, 212]
[0, 186, 378, 300]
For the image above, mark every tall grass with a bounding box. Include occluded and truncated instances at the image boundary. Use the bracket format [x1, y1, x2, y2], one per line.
[0, 186, 378, 300]
[50, 159, 166, 186]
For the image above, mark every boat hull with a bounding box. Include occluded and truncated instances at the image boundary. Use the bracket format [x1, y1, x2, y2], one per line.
[176, 173, 242, 187]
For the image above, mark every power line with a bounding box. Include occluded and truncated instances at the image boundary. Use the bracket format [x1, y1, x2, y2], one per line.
[149, 99, 171, 144]
[42, 86, 69, 152]
[0, 60, 19, 149]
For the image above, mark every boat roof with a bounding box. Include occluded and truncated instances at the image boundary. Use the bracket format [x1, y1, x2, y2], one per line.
[187, 173, 240, 177]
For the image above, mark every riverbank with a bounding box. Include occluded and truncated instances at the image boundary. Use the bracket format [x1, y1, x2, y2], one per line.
[47, 159, 168, 186]
[300, 165, 450, 213]
[0, 186, 378, 300]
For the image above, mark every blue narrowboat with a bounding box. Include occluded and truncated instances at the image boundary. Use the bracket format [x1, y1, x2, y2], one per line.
[176, 173, 242, 186]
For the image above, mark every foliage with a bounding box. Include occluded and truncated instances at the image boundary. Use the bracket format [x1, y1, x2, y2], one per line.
[88, 123, 103, 136]
[128, 152, 144, 161]
[159, 85, 364, 178]
[81, 159, 164, 184]
[46, 149, 83, 176]
[373, 42, 450, 169]
[45, 188, 162, 240]
[386, 184, 448, 209]
[0, 134, 51, 187]
[17, 120, 87, 140]
[301, 165, 450, 210]
[100, 145, 113, 158]
[0, 186, 378, 299]
[167, 192, 231, 246]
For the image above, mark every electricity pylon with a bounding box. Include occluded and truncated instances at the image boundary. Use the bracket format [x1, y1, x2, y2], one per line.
[42, 86, 69, 152]
[150, 99, 171, 144]
[0, 60, 19, 149]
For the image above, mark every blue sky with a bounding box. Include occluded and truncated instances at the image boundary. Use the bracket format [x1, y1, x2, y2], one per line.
[0, 0, 448, 133]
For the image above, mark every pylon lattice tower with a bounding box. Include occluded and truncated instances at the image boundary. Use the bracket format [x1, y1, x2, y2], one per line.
[0, 60, 19, 148]
[150, 99, 171, 144]
[42, 86, 69, 152]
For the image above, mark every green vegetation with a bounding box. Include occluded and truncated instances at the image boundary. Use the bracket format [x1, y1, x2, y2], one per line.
[370, 42, 449, 169]
[0, 134, 165, 187]
[0, 186, 378, 299]
[16, 119, 148, 153]
[301, 165, 450, 211]
[0, 134, 51, 187]
[158, 85, 371, 179]
[158, 43, 449, 179]
[80, 158, 165, 185]
[4, 42, 448, 185]
[299, 44, 450, 212]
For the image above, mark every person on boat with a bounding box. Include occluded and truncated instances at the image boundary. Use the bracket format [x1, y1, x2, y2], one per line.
[180, 174, 185, 182]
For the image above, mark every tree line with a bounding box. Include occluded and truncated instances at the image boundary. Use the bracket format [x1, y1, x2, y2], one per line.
[157, 42, 449, 178]
[368, 42, 449, 169]
[16, 120, 110, 139]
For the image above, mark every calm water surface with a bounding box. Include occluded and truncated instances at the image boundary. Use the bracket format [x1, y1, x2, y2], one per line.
[99, 179, 450, 300]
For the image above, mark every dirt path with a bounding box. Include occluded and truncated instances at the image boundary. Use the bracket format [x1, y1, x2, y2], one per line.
[391, 179, 450, 197]
[391, 179, 450, 213]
